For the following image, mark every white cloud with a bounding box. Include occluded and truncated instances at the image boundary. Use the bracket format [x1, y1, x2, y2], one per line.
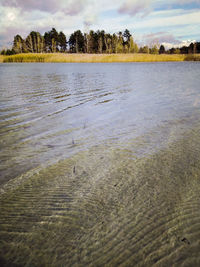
[162, 40, 196, 50]
[119, 0, 152, 16]
[174, 0, 200, 4]
[1, 0, 89, 15]
[0, 0, 200, 49]
[129, 8, 200, 30]
[142, 32, 180, 46]
[139, 31, 196, 49]
[118, 0, 200, 17]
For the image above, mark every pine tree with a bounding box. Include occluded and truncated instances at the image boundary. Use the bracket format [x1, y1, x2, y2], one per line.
[69, 30, 84, 53]
[58, 31, 67, 52]
[159, 45, 165, 54]
[26, 34, 34, 52]
[26, 32, 44, 53]
[116, 32, 124, 53]
[123, 29, 131, 53]
[112, 34, 118, 53]
[44, 28, 59, 52]
[105, 34, 112, 53]
[13, 35, 27, 53]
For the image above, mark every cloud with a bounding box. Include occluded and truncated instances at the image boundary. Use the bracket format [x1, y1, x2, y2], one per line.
[0, 0, 200, 49]
[174, 0, 200, 4]
[118, 0, 200, 17]
[162, 40, 196, 49]
[1, 0, 88, 15]
[118, 0, 152, 16]
[1, 0, 58, 13]
[0, 0, 93, 49]
[82, 2, 99, 29]
[84, 14, 98, 27]
[64, 0, 87, 16]
[143, 32, 180, 46]
[141, 32, 196, 49]
[0, 4, 88, 49]
[0, 25, 28, 48]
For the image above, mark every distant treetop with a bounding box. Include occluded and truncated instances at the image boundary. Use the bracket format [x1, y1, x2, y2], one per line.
[1, 28, 200, 55]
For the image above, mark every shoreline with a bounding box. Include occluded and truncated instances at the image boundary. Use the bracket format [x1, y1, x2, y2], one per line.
[1, 53, 200, 63]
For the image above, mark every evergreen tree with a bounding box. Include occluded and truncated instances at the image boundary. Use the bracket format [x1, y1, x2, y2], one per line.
[112, 33, 118, 53]
[26, 32, 44, 53]
[105, 33, 112, 53]
[84, 33, 89, 53]
[98, 33, 103, 54]
[180, 46, 189, 54]
[50, 28, 59, 52]
[58, 31, 67, 52]
[13, 35, 27, 53]
[96, 30, 105, 53]
[44, 28, 59, 52]
[1, 49, 16, 55]
[116, 32, 124, 53]
[44, 31, 51, 52]
[26, 34, 34, 53]
[10, 28, 142, 55]
[69, 30, 84, 53]
[87, 30, 95, 53]
[196, 42, 200, 53]
[123, 29, 131, 42]
[169, 47, 176, 54]
[123, 29, 131, 52]
[159, 45, 165, 54]
[188, 43, 197, 54]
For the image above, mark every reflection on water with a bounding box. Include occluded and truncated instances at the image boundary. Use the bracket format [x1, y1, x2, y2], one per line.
[0, 62, 200, 266]
[1, 62, 200, 185]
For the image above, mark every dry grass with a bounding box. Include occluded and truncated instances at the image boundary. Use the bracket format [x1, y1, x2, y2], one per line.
[0, 55, 4, 63]
[184, 54, 200, 61]
[2, 53, 189, 63]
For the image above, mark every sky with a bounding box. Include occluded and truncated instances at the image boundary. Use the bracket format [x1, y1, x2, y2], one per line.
[0, 0, 200, 49]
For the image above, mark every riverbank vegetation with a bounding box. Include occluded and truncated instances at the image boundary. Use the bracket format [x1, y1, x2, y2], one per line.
[1, 28, 200, 59]
[184, 54, 200, 61]
[2, 53, 190, 63]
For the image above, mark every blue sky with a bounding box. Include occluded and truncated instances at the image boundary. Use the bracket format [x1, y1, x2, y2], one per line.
[0, 0, 200, 49]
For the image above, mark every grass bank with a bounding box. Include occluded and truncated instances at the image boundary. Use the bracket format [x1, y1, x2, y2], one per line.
[184, 54, 200, 61]
[1, 53, 192, 63]
[0, 55, 4, 63]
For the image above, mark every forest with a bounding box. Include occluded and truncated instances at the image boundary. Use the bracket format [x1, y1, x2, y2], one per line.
[1, 28, 200, 55]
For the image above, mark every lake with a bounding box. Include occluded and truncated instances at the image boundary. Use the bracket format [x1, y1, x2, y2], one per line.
[0, 62, 200, 266]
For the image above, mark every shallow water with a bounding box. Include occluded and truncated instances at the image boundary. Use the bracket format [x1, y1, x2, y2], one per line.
[0, 62, 200, 266]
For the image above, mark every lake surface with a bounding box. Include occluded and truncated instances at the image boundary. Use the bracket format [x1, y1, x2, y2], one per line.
[0, 62, 200, 266]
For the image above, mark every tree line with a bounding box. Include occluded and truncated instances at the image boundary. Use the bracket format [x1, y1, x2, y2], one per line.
[1, 28, 138, 55]
[1, 28, 200, 55]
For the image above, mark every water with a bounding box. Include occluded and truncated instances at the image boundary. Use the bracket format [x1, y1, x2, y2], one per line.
[1, 62, 200, 185]
[0, 62, 200, 266]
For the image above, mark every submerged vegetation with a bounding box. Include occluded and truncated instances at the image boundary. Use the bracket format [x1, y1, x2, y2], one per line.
[1, 126, 200, 266]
